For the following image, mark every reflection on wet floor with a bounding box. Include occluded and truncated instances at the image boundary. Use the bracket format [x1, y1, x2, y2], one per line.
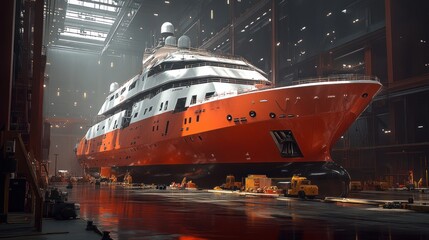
[64, 184, 429, 240]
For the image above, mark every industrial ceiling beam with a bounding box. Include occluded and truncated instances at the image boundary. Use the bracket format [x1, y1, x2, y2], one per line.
[200, 0, 270, 50]
[74, 0, 123, 8]
[101, 0, 141, 56]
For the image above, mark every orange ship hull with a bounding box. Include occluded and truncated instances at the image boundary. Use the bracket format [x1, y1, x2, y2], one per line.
[76, 80, 381, 195]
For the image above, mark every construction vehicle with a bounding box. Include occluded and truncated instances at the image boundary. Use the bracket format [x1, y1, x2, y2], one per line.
[221, 175, 242, 190]
[286, 175, 318, 199]
[245, 174, 271, 192]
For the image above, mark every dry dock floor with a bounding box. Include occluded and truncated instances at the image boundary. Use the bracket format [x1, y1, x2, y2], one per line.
[31, 183, 428, 240]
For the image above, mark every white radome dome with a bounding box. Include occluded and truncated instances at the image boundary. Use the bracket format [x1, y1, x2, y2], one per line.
[178, 35, 191, 49]
[161, 22, 174, 37]
[109, 82, 119, 93]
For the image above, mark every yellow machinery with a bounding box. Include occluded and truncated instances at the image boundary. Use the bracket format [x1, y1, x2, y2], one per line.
[222, 175, 242, 190]
[245, 174, 271, 192]
[287, 175, 318, 199]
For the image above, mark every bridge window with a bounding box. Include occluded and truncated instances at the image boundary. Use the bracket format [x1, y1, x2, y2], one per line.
[174, 97, 187, 113]
[129, 81, 137, 90]
[205, 92, 215, 99]
[191, 95, 197, 105]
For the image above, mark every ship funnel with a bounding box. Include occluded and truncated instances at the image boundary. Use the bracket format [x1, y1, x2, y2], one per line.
[165, 36, 177, 46]
[109, 82, 119, 93]
[178, 35, 191, 49]
[161, 22, 174, 38]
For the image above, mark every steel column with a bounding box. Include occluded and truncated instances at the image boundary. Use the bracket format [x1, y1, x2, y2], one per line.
[270, 0, 277, 85]
[0, 0, 15, 223]
[385, 0, 394, 84]
[30, 0, 45, 232]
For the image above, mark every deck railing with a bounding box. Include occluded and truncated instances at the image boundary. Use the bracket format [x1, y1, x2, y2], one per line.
[291, 74, 380, 85]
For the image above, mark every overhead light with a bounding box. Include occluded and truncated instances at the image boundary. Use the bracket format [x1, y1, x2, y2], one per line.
[418, 125, 424, 129]
[276, 42, 280, 46]
[154, 13, 158, 16]
[165, 0, 170, 3]
[342, 9, 347, 13]
[249, 39, 253, 42]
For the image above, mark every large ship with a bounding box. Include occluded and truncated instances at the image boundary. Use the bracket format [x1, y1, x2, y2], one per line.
[76, 23, 382, 196]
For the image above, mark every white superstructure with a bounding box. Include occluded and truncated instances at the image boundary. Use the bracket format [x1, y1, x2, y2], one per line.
[85, 25, 270, 141]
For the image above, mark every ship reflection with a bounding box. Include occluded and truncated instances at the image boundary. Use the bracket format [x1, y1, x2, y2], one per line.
[65, 184, 427, 240]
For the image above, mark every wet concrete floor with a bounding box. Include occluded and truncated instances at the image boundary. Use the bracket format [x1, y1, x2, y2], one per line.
[63, 183, 429, 240]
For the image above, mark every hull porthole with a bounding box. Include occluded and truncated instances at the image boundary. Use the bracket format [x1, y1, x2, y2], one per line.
[226, 115, 233, 121]
[249, 110, 256, 118]
[269, 112, 276, 118]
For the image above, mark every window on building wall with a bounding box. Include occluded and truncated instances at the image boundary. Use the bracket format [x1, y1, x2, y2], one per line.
[392, 1, 429, 80]
[332, 48, 365, 75]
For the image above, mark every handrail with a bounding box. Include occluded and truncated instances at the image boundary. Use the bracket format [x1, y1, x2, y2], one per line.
[291, 74, 380, 85]
[202, 74, 380, 103]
